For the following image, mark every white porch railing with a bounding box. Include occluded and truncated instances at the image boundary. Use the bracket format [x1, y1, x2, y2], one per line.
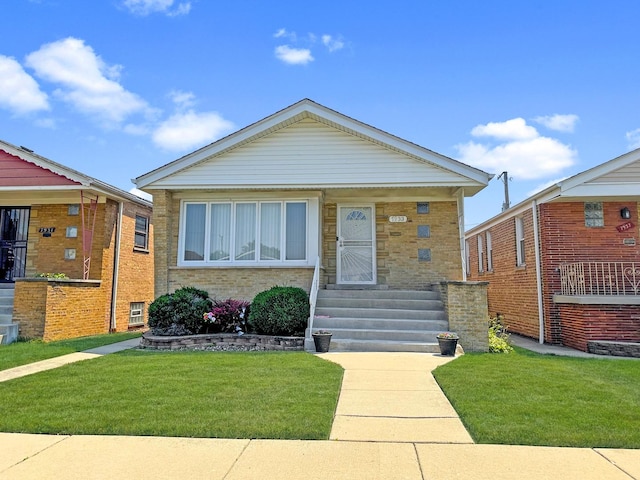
[307, 257, 321, 340]
[559, 262, 640, 296]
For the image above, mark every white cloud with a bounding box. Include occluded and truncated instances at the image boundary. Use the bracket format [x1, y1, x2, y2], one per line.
[0, 55, 49, 115]
[322, 34, 344, 52]
[169, 90, 196, 109]
[152, 110, 234, 151]
[122, 0, 191, 16]
[274, 45, 314, 65]
[25, 37, 150, 125]
[626, 128, 640, 150]
[471, 118, 538, 141]
[533, 114, 579, 132]
[526, 176, 569, 197]
[456, 118, 577, 180]
[274, 28, 296, 41]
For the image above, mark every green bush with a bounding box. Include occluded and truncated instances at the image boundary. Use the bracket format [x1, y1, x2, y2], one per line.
[488, 314, 513, 353]
[148, 286, 212, 336]
[248, 286, 309, 336]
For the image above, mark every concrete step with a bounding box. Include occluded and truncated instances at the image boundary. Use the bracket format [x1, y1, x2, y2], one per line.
[313, 316, 448, 331]
[316, 297, 443, 310]
[318, 289, 440, 301]
[0, 313, 14, 325]
[329, 338, 441, 353]
[314, 306, 446, 321]
[0, 305, 13, 315]
[0, 323, 18, 344]
[318, 327, 443, 342]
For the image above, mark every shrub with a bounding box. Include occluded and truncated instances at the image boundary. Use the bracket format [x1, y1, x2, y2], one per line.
[148, 286, 212, 335]
[203, 299, 251, 334]
[489, 314, 513, 353]
[248, 286, 309, 336]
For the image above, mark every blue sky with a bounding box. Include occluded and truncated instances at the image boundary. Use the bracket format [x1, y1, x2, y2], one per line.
[1, 0, 639, 228]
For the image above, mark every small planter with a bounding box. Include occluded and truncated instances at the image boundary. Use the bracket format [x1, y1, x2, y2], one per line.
[437, 333, 459, 356]
[312, 332, 332, 353]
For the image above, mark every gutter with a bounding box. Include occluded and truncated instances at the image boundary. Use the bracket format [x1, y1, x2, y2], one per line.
[532, 199, 545, 344]
[109, 201, 124, 332]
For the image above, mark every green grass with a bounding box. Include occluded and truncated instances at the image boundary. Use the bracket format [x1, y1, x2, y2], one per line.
[433, 347, 640, 448]
[0, 332, 141, 371]
[0, 350, 343, 439]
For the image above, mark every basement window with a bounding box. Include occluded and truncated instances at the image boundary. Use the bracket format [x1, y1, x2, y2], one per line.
[129, 302, 145, 326]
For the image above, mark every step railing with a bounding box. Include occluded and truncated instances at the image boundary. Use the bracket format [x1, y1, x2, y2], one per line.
[307, 257, 321, 341]
[559, 262, 640, 296]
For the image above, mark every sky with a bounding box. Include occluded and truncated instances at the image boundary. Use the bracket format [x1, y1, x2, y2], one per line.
[1, 0, 639, 229]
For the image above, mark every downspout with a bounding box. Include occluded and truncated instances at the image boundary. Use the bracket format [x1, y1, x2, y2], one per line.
[456, 188, 467, 281]
[110, 201, 124, 332]
[532, 199, 544, 344]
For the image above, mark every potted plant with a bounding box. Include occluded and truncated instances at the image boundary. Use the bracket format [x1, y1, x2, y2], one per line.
[436, 332, 459, 356]
[312, 330, 332, 353]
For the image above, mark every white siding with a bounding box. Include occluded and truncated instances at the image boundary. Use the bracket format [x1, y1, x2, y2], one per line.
[150, 118, 476, 188]
[588, 159, 640, 184]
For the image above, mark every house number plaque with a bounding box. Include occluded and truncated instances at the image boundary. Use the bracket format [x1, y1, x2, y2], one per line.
[389, 216, 407, 223]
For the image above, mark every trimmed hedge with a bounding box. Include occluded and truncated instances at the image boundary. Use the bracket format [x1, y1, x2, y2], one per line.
[148, 286, 212, 336]
[248, 286, 309, 336]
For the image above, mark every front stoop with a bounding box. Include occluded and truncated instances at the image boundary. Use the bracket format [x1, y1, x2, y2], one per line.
[0, 285, 18, 345]
[306, 287, 449, 353]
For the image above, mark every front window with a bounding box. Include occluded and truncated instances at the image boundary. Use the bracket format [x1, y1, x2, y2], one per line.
[181, 200, 308, 265]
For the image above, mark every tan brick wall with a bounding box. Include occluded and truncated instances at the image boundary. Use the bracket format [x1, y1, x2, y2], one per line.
[14, 279, 105, 341]
[152, 190, 173, 297]
[167, 268, 314, 301]
[323, 201, 462, 289]
[441, 281, 489, 352]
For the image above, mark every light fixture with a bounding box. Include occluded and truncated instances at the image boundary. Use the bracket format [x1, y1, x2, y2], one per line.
[620, 207, 631, 219]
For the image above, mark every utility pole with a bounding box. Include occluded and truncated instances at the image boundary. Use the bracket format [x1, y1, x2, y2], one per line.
[498, 171, 510, 211]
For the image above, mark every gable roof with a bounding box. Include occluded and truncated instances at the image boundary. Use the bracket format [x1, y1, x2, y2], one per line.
[135, 99, 493, 195]
[466, 147, 640, 236]
[0, 139, 151, 207]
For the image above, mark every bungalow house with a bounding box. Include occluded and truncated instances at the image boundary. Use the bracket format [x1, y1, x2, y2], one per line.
[135, 99, 493, 351]
[465, 148, 640, 356]
[0, 139, 154, 344]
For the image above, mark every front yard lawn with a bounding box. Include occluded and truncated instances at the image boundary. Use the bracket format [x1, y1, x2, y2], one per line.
[433, 347, 640, 448]
[0, 350, 343, 440]
[0, 332, 141, 371]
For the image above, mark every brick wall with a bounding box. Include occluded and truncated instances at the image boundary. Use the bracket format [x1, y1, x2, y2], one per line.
[323, 201, 462, 289]
[151, 190, 173, 297]
[14, 279, 105, 341]
[167, 267, 314, 301]
[440, 281, 489, 352]
[467, 208, 541, 340]
[557, 304, 640, 351]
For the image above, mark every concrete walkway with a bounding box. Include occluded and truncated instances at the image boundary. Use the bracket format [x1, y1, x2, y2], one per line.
[0, 340, 639, 479]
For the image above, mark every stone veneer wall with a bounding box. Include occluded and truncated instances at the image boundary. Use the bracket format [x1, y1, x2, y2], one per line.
[440, 281, 489, 352]
[140, 333, 305, 351]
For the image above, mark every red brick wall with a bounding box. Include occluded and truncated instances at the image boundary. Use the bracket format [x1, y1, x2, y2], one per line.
[467, 200, 640, 348]
[467, 208, 541, 339]
[557, 304, 640, 351]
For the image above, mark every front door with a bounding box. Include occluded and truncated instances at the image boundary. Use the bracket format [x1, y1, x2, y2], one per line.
[337, 205, 376, 284]
[0, 208, 30, 282]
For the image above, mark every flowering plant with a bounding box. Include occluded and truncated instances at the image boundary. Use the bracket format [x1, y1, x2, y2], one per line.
[203, 299, 250, 334]
[436, 332, 459, 339]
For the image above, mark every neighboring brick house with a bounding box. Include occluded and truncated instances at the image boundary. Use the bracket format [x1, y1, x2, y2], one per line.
[466, 149, 640, 354]
[135, 99, 492, 301]
[0, 139, 154, 343]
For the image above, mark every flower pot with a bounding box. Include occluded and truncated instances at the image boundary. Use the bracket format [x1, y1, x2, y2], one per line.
[312, 333, 332, 353]
[437, 337, 458, 356]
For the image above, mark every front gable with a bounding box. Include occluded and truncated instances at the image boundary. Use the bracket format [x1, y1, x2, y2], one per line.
[0, 149, 81, 187]
[136, 99, 492, 195]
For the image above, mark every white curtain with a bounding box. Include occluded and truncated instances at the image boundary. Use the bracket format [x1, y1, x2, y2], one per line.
[260, 202, 281, 260]
[210, 203, 231, 260]
[235, 203, 256, 261]
[184, 204, 206, 261]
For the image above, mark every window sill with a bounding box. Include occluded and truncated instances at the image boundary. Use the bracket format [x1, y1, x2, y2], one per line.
[133, 247, 150, 254]
[172, 263, 314, 269]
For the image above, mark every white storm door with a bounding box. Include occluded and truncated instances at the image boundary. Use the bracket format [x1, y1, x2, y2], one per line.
[337, 205, 376, 284]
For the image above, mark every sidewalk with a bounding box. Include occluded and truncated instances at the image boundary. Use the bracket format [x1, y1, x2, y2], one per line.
[1, 343, 639, 479]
